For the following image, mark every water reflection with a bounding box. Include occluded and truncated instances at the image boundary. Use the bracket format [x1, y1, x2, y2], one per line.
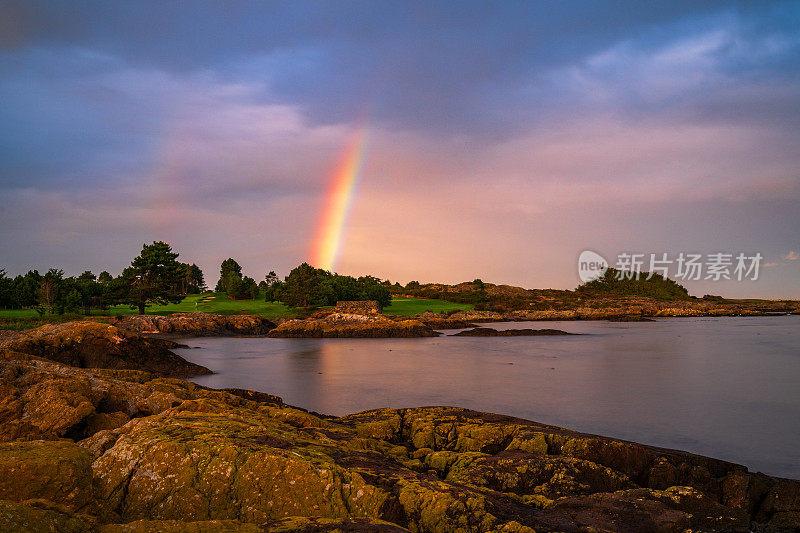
[175, 316, 800, 478]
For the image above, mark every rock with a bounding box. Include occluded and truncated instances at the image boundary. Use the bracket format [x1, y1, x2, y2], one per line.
[268, 313, 437, 338]
[111, 313, 276, 336]
[0, 350, 271, 443]
[448, 310, 507, 322]
[0, 322, 210, 377]
[411, 312, 477, 329]
[96, 519, 263, 532]
[452, 327, 572, 336]
[0, 353, 798, 532]
[0, 441, 94, 511]
[0, 499, 96, 532]
[263, 517, 410, 532]
[547, 486, 750, 532]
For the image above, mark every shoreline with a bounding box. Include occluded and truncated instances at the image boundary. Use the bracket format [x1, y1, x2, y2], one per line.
[0, 320, 798, 531]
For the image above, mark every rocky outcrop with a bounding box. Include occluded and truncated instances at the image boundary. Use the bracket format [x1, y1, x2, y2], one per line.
[111, 312, 276, 336]
[510, 302, 778, 321]
[0, 322, 210, 377]
[1, 351, 798, 532]
[410, 311, 477, 329]
[268, 313, 437, 338]
[448, 310, 507, 322]
[452, 327, 572, 336]
[0, 350, 228, 442]
[334, 301, 382, 315]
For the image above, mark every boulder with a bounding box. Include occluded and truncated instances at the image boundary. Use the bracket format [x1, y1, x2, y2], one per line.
[111, 313, 276, 336]
[411, 312, 477, 329]
[0, 322, 210, 377]
[268, 313, 437, 338]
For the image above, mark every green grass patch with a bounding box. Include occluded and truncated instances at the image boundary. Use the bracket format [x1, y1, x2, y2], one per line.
[0, 294, 469, 329]
[0, 292, 295, 325]
[382, 297, 472, 316]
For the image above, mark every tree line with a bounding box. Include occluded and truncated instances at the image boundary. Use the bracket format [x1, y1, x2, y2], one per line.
[0, 242, 393, 315]
[0, 242, 205, 315]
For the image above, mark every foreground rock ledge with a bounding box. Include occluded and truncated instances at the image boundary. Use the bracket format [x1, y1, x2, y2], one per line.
[0, 321, 210, 377]
[0, 350, 798, 532]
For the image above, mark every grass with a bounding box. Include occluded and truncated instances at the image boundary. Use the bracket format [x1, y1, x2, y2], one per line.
[0, 292, 295, 327]
[0, 294, 469, 329]
[382, 297, 472, 316]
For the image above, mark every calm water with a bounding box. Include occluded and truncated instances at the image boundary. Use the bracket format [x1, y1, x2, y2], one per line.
[175, 316, 800, 479]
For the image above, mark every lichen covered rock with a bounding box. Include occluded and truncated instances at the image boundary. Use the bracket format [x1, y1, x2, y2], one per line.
[111, 313, 276, 337]
[0, 322, 210, 376]
[0, 350, 798, 532]
[268, 313, 437, 338]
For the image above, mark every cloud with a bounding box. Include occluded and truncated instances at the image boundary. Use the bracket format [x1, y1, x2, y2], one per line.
[784, 251, 800, 261]
[1, 2, 799, 299]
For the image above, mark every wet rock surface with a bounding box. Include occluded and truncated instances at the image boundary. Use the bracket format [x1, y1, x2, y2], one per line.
[452, 327, 572, 336]
[0, 347, 798, 532]
[268, 313, 438, 338]
[409, 311, 477, 329]
[0, 322, 210, 377]
[111, 312, 276, 336]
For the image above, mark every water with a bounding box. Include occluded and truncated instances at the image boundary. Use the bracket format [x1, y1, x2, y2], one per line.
[174, 315, 800, 479]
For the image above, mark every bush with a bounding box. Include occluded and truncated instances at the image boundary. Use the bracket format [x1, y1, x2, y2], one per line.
[577, 268, 690, 300]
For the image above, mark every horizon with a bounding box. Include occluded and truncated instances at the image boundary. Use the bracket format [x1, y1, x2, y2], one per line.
[1, 1, 799, 298]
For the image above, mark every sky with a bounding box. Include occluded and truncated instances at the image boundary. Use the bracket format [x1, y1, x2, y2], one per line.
[1, 0, 799, 298]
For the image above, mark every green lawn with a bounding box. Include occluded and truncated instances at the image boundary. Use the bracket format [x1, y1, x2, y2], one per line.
[382, 297, 472, 315]
[0, 294, 469, 329]
[0, 292, 294, 321]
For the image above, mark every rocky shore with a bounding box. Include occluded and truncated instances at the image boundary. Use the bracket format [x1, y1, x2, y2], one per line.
[505, 301, 787, 321]
[111, 312, 276, 336]
[267, 313, 438, 338]
[0, 322, 797, 532]
[0, 321, 210, 377]
[453, 327, 573, 336]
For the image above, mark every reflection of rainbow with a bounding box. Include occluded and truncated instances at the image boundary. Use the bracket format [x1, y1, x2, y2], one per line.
[310, 127, 370, 271]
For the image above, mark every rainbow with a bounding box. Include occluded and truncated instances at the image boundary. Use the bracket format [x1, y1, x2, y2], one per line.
[310, 127, 370, 271]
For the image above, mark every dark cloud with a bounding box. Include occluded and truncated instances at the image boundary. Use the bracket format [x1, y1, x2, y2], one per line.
[0, 1, 799, 296]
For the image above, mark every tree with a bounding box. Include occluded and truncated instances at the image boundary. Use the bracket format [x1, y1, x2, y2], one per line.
[125, 241, 185, 314]
[357, 275, 391, 308]
[216, 258, 242, 292]
[13, 270, 41, 309]
[576, 268, 690, 300]
[222, 271, 243, 299]
[36, 269, 63, 315]
[75, 271, 104, 315]
[264, 271, 279, 287]
[242, 275, 259, 299]
[0, 269, 11, 308]
[282, 262, 325, 308]
[188, 264, 206, 293]
[98, 271, 113, 284]
[280, 264, 392, 309]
